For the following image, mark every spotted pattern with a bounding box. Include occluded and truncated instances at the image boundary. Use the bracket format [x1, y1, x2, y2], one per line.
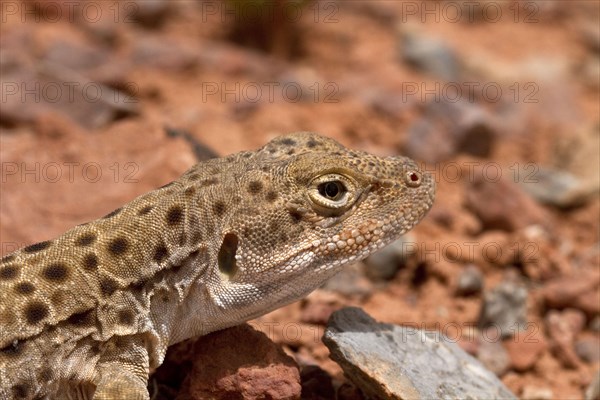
[83, 253, 98, 271]
[201, 177, 219, 187]
[280, 138, 296, 146]
[24, 302, 49, 325]
[99, 277, 119, 296]
[23, 241, 51, 253]
[108, 237, 129, 256]
[12, 383, 29, 398]
[0, 264, 19, 280]
[14, 282, 35, 295]
[1, 254, 15, 263]
[117, 309, 134, 326]
[75, 233, 97, 246]
[137, 205, 154, 216]
[42, 263, 69, 283]
[248, 180, 263, 194]
[184, 187, 196, 197]
[266, 190, 278, 203]
[153, 244, 169, 263]
[166, 206, 184, 226]
[103, 207, 122, 219]
[213, 201, 226, 217]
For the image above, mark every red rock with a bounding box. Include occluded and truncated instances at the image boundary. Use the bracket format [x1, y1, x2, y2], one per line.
[543, 272, 600, 316]
[177, 324, 301, 400]
[545, 309, 586, 369]
[504, 325, 548, 371]
[466, 172, 548, 232]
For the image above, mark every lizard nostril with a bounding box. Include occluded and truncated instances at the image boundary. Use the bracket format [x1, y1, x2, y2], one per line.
[405, 171, 422, 188]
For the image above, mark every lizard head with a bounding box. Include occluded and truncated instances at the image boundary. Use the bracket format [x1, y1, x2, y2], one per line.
[203, 132, 435, 327]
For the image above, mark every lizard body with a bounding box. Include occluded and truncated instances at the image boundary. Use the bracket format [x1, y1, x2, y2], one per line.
[0, 132, 435, 399]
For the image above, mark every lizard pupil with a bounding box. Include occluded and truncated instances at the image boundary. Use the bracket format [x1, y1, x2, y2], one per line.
[319, 181, 344, 200]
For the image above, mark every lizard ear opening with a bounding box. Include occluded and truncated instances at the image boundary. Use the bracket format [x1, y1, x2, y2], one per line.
[218, 233, 239, 278]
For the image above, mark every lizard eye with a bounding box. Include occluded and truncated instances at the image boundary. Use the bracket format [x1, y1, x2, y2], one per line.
[317, 181, 345, 201]
[308, 173, 357, 214]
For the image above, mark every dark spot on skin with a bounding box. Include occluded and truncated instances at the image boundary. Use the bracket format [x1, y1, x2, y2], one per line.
[190, 229, 203, 245]
[66, 309, 95, 327]
[287, 149, 295, 155]
[83, 253, 98, 271]
[261, 166, 269, 172]
[161, 294, 170, 303]
[187, 173, 200, 181]
[75, 233, 97, 246]
[24, 302, 49, 325]
[213, 201, 226, 217]
[0, 264, 19, 280]
[184, 187, 196, 197]
[242, 153, 252, 158]
[266, 190, 278, 203]
[166, 206, 184, 226]
[248, 180, 263, 194]
[42, 263, 69, 283]
[279, 232, 288, 242]
[14, 282, 35, 295]
[1, 254, 15, 263]
[201, 177, 219, 187]
[23, 241, 51, 253]
[280, 138, 296, 146]
[137, 205, 154, 216]
[218, 233, 238, 277]
[103, 207, 122, 219]
[39, 368, 54, 382]
[289, 210, 303, 223]
[90, 342, 101, 355]
[368, 161, 376, 167]
[107, 237, 129, 256]
[307, 139, 318, 148]
[153, 244, 169, 263]
[268, 148, 276, 154]
[117, 309, 135, 326]
[100, 277, 119, 296]
[12, 383, 29, 398]
[50, 291, 68, 308]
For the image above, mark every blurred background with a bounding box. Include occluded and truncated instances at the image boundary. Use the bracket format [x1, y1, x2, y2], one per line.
[1, 1, 598, 398]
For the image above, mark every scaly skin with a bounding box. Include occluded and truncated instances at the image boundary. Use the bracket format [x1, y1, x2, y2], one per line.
[0, 132, 435, 399]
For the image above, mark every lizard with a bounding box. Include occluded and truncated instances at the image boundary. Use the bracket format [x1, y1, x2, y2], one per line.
[0, 132, 435, 400]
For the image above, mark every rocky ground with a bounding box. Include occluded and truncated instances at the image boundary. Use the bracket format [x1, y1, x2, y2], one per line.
[1, 1, 598, 399]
